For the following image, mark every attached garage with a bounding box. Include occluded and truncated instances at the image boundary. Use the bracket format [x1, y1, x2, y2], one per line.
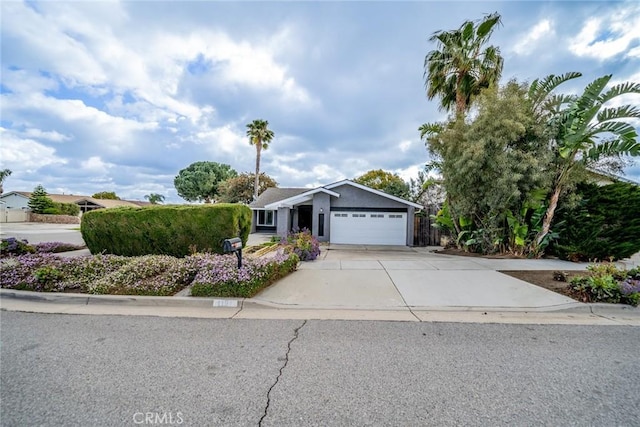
[255, 180, 423, 246]
[330, 211, 407, 245]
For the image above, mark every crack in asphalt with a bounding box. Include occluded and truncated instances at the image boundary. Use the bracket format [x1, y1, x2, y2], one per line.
[258, 319, 307, 426]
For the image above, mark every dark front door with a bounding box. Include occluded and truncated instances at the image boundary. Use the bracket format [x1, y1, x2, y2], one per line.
[297, 206, 312, 231]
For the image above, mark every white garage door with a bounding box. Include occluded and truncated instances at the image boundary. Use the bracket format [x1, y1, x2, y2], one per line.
[330, 211, 407, 245]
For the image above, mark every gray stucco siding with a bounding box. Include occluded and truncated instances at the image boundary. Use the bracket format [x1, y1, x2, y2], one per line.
[276, 207, 290, 236]
[323, 184, 415, 246]
[329, 184, 408, 209]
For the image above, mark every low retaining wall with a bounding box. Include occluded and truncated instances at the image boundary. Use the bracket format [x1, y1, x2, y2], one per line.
[29, 213, 80, 224]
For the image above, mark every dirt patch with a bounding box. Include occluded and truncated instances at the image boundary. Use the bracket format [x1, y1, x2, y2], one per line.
[500, 270, 586, 299]
[436, 248, 525, 259]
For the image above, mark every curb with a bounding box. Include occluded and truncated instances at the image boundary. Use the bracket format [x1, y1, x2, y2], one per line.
[2, 288, 638, 315]
[0, 289, 240, 308]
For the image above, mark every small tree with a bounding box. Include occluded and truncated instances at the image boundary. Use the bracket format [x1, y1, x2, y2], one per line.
[218, 173, 278, 204]
[174, 161, 238, 203]
[144, 193, 165, 204]
[92, 191, 120, 200]
[28, 185, 55, 214]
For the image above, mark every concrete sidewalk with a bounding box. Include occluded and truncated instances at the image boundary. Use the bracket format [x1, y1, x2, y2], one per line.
[1, 289, 639, 325]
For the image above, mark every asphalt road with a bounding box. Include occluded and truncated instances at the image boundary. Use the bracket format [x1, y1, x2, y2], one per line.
[0, 223, 85, 246]
[1, 312, 639, 426]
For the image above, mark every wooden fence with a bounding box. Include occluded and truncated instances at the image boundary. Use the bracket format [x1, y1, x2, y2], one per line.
[413, 207, 443, 246]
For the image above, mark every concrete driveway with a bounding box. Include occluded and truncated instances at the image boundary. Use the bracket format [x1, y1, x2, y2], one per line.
[254, 245, 588, 310]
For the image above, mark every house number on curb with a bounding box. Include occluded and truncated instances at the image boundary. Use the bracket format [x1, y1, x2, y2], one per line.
[212, 299, 239, 308]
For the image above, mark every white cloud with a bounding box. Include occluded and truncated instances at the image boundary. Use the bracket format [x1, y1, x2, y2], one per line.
[513, 19, 554, 55]
[2, 1, 312, 127]
[395, 164, 422, 183]
[195, 124, 245, 155]
[81, 156, 113, 175]
[568, 6, 640, 60]
[21, 128, 71, 142]
[398, 140, 412, 153]
[0, 129, 67, 172]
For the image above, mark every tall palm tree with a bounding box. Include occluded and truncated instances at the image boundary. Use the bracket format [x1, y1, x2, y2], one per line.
[531, 74, 640, 247]
[0, 169, 12, 194]
[424, 12, 503, 117]
[246, 119, 275, 200]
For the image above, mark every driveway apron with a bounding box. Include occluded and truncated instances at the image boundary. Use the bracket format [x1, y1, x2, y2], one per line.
[253, 246, 580, 310]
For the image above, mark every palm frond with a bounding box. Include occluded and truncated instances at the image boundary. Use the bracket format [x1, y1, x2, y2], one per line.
[585, 139, 640, 161]
[587, 121, 638, 140]
[528, 72, 582, 107]
[462, 21, 474, 40]
[597, 105, 640, 122]
[419, 123, 443, 140]
[541, 94, 577, 114]
[575, 74, 611, 111]
[476, 12, 502, 39]
[599, 81, 640, 104]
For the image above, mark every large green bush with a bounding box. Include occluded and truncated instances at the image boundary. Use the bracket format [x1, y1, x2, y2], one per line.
[551, 182, 640, 261]
[81, 204, 251, 257]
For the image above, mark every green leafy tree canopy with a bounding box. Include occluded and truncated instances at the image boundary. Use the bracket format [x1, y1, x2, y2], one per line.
[174, 161, 238, 203]
[354, 169, 410, 199]
[144, 193, 165, 204]
[92, 191, 120, 200]
[218, 172, 278, 204]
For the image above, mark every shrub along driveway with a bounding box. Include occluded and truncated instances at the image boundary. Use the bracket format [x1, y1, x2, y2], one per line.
[253, 245, 587, 310]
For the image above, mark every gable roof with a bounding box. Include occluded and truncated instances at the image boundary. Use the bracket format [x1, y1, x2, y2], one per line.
[256, 180, 422, 210]
[263, 187, 341, 209]
[325, 179, 423, 208]
[250, 187, 309, 209]
[0, 191, 144, 208]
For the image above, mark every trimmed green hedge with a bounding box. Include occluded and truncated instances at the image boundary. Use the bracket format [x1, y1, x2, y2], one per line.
[81, 204, 251, 257]
[551, 182, 640, 261]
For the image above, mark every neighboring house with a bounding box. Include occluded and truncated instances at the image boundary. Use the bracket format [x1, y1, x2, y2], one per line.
[249, 180, 422, 246]
[586, 169, 639, 187]
[0, 192, 146, 213]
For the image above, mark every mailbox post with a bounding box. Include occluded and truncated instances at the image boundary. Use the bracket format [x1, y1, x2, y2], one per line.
[222, 237, 243, 268]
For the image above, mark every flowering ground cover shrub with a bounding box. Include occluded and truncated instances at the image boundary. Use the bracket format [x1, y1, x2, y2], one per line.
[1, 253, 67, 291]
[1, 250, 299, 297]
[88, 255, 194, 296]
[34, 241, 86, 253]
[280, 229, 321, 261]
[1, 238, 35, 257]
[190, 250, 299, 297]
[569, 264, 640, 306]
[0, 254, 132, 292]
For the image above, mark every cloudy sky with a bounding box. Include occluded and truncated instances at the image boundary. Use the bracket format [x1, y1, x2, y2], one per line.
[1, 0, 639, 203]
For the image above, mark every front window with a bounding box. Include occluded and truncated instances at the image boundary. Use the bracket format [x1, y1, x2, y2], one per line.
[257, 210, 275, 226]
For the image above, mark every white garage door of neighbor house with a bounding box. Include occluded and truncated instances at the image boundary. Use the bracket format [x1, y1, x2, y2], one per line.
[330, 211, 407, 245]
